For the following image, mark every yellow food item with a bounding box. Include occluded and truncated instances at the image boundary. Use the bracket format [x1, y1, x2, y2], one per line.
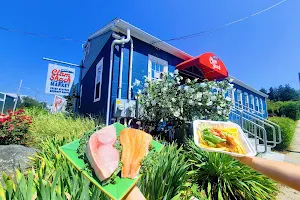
[198, 125, 245, 155]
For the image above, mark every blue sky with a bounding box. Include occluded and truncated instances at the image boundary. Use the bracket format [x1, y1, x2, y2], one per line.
[0, 0, 298, 104]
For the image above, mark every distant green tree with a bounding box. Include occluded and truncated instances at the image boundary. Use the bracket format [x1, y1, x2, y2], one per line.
[65, 85, 76, 113]
[268, 85, 300, 101]
[260, 88, 268, 94]
[17, 96, 47, 109]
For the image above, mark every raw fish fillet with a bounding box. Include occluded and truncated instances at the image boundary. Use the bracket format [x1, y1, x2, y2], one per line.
[120, 128, 152, 178]
[86, 125, 119, 181]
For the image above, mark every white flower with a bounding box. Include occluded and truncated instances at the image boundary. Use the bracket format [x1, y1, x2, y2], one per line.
[206, 101, 213, 106]
[144, 82, 148, 88]
[223, 110, 228, 114]
[174, 69, 179, 74]
[161, 87, 167, 92]
[171, 98, 176, 102]
[200, 83, 206, 88]
[133, 79, 141, 86]
[184, 86, 189, 91]
[229, 83, 234, 88]
[198, 102, 202, 106]
[173, 110, 180, 117]
[186, 78, 191, 83]
[169, 73, 174, 77]
[196, 92, 202, 99]
[151, 100, 156, 106]
[188, 100, 194, 105]
[225, 96, 231, 101]
[229, 78, 234, 83]
[210, 96, 217, 101]
[217, 111, 222, 115]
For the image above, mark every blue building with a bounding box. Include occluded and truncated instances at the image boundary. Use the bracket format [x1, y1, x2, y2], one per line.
[77, 18, 268, 125]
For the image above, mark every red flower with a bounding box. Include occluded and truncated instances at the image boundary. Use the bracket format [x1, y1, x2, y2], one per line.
[8, 127, 14, 132]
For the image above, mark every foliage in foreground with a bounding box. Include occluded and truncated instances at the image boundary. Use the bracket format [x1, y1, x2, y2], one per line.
[185, 140, 278, 200]
[138, 144, 190, 200]
[0, 137, 110, 200]
[25, 107, 95, 147]
[267, 117, 296, 151]
[0, 109, 32, 145]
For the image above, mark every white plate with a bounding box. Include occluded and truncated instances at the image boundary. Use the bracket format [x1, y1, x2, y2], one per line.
[193, 120, 256, 157]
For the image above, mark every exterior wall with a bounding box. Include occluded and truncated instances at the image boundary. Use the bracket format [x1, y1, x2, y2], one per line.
[109, 36, 184, 121]
[232, 83, 268, 118]
[0, 93, 15, 114]
[78, 33, 114, 116]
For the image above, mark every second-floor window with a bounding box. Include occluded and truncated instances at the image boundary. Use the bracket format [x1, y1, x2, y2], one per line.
[148, 55, 168, 80]
[94, 58, 103, 102]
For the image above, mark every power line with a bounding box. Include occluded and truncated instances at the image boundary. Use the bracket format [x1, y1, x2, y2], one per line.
[0, 26, 86, 43]
[152, 0, 288, 44]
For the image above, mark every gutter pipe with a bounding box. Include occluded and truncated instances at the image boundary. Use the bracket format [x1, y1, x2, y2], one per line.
[106, 29, 131, 126]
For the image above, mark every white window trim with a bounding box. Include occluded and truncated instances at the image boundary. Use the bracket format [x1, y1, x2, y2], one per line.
[94, 58, 104, 102]
[244, 92, 249, 110]
[255, 97, 260, 112]
[79, 85, 83, 108]
[231, 89, 236, 105]
[237, 90, 243, 108]
[147, 55, 168, 80]
[250, 95, 254, 111]
[260, 98, 264, 113]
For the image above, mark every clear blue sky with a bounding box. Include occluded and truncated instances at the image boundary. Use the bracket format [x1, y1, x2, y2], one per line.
[0, 0, 298, 104]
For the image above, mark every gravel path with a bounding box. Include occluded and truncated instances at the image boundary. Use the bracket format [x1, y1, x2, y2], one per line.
[277, 122, 300, 199]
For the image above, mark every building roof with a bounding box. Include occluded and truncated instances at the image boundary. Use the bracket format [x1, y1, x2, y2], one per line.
[89, 18, 267, 98]
[229, 76, 268, 98]
[88, 18, 193, 60]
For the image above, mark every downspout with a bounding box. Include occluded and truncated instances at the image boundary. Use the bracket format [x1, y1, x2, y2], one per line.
[106, 29, 131, 126]
[118, 43, 124, 98]
[128, 38, 133, 99]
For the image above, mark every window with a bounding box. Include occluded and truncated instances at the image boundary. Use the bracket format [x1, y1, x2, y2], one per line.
[237, 90, 242, 109]
[94, 58, 103, 102]
[148, 55, 168, 80]
[79, 85, 83, 108]
[250, 95, 254, 111]
[227, 89, 235, 105]
[260, 98, 264, 113]
[255, 97, 259, 111]
[244, 92, 249, 110]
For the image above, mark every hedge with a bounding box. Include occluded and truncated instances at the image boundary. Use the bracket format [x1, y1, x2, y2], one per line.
[267, 100, 300, 121]
[267, 117, 296, 151]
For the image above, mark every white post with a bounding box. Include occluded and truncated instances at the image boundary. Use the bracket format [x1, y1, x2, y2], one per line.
[13, 79, 22, 111]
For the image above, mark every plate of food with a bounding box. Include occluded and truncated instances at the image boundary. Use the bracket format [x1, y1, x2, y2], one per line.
[193, 120, 256, 157]
[59, 122, 163, 200]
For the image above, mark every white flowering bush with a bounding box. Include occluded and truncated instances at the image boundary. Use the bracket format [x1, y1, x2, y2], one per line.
[134, 70, 233, 138]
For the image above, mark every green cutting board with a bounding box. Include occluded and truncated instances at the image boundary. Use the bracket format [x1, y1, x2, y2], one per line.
[59, 122, 163, 200]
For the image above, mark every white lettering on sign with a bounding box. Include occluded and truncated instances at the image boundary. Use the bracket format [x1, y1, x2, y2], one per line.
[209, 56, 221, 70]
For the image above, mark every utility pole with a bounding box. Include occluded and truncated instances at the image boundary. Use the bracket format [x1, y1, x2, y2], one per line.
[34, 88, 39, 100]
[13, 79, 22, 112]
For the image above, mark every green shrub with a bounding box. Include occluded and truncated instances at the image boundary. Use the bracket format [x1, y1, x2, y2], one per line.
[0, 109, 32, 145]
[185, 140, 278, 200]
[138, 144, 190, 200]
[268, 117, 296, 151]
[279, 102, 300, 120]
[26, 108, 95, 147]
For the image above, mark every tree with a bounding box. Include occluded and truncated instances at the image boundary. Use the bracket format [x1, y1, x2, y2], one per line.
[268, 85, 300, 101]
[260, 88, 268, 94]
[65, 85, 76, 113]
[17, 96, 47, 109]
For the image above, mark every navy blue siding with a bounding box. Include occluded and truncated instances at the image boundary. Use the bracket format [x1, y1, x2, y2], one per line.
[82, 31, 112, 79]
[79, 34, 114, 116]
[109, 36, 184, 122]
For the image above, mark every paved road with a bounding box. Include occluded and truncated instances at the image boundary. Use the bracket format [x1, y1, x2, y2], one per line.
[277, 121, 300, 200]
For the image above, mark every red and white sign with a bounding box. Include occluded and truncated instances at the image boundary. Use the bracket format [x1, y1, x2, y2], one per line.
[45, 64, 75, 95]
[52, 95, 66, 113]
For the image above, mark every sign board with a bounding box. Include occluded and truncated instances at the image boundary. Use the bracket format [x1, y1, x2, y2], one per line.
[45, 64, 75, 95]
[52, 95, 66, 113]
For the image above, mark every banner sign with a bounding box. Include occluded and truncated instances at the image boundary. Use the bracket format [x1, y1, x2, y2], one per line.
[52, 95, 67, 113]
[45, 64, 75, 95]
